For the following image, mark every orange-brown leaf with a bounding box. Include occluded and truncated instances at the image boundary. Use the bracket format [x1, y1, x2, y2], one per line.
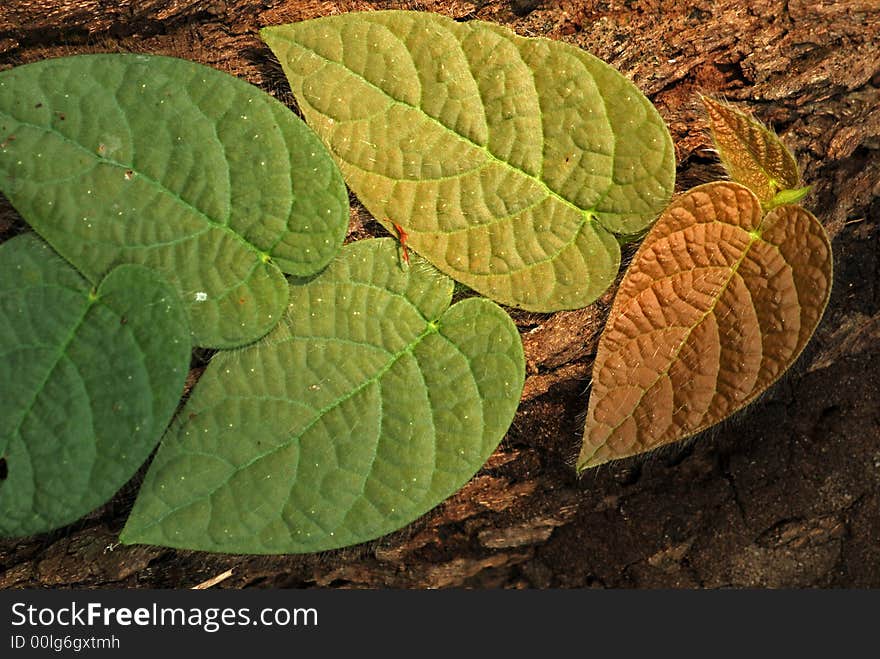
[578, 181, 832, 470]
[702, 96, 801, 204]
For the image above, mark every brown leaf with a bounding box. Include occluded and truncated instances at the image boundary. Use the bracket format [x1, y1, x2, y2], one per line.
[578, 181, 832, 469]
[702, 96, 801, 204]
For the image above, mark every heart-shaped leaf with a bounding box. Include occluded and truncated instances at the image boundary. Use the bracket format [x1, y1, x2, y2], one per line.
[702, 95, 801, 206]
[578, 181, 832, 469]
[0, 233, 190, 537]
[0, 54, 349, 348]
[262, 11, 675, 312]
[121, 238, 525, 553]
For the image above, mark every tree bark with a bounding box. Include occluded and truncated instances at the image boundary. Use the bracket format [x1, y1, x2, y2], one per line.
[1, 0, 878, 589]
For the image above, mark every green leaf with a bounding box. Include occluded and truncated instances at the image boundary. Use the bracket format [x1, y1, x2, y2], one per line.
[0, 233, 190, 537]
[766, 185, 812, 210]
[0, 54, 349, 348]
[262, 11, 675, 312]
[121, 238, 525, 554]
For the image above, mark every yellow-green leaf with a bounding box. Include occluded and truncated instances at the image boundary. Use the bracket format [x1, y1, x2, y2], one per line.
[262, 11, 675, 312]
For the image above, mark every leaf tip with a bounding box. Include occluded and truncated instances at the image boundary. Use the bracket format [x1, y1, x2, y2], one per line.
[698, 93, 732, 126]
[575, 439, 609, 473]
[118, 520, 156, 548]
[117, 523, 140, 546]
[259, 24, 286, 49]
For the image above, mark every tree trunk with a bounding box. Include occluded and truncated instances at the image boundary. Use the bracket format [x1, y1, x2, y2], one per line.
[1, 0, 878, 589]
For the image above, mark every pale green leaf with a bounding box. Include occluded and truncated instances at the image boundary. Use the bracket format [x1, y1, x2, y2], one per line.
[767, 185, 812, 210]
[0, 54, 349, 348]
[262, 11, 675, 312]
[121, 238, 525, 554]
[0, 233, 190, 537]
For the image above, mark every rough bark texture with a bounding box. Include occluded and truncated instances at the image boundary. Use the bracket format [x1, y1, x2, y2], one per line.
[1, 0, 878, 589]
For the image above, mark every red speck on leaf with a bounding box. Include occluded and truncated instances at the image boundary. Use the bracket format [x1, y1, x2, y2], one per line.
[392, 222, 410, 266]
